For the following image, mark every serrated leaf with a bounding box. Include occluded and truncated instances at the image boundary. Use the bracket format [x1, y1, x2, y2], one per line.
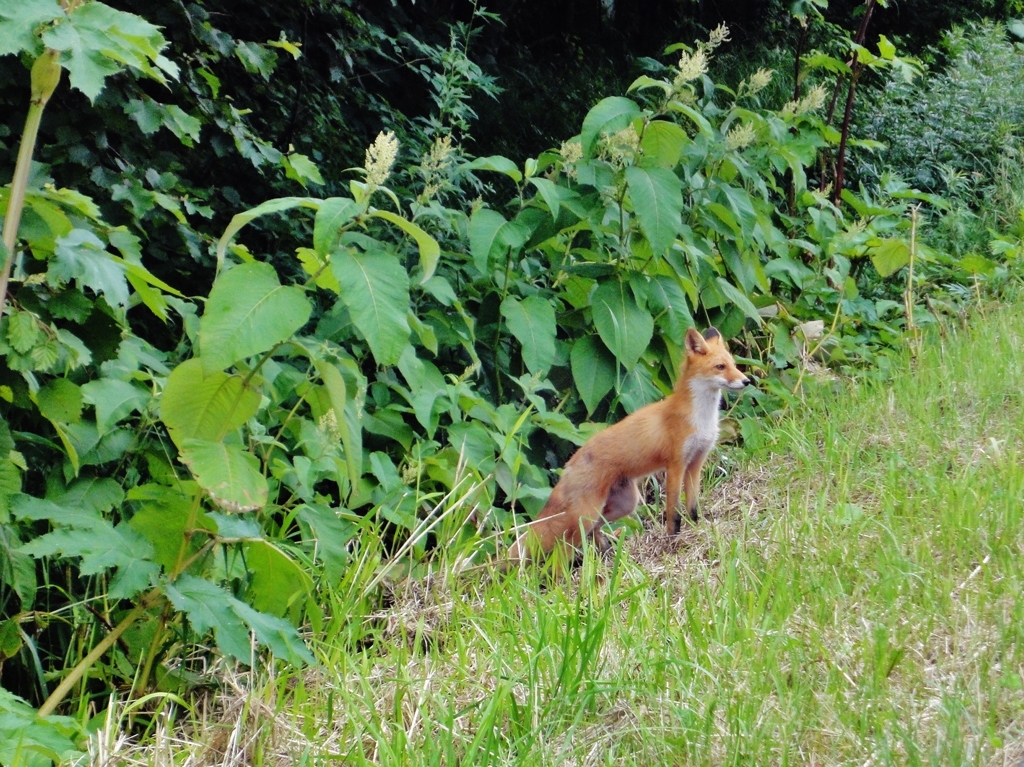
[591, 281, 654, 370]
[199, 261, 312, 373]
[331, 249, 410, 366]
[6, 311, 41, 353]
[50, 229, 129, 308]
[178, 439, 268, 512]
[81, 378, 150, 434]
[0, 0, 63, 57]
[49, 476, 123, 513]
[570, 336, 616, 414]
[165, 574, 314, 665]
[580, 96, 642, 157]
[160, 359, 261, 449]
[36, 378, 83, 424]
[625, 166, 682, 255]
[500, 295, 556, 375]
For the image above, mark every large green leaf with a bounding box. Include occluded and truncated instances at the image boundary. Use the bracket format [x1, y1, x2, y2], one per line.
[459, 155, 523, 183]
[242, 540, 313, 618]
[639, 120, 689, 169]
[312, 197, 359, 257]
[625, 166, 682, 255]
[331, 249, 410, 366]
[500, 295, 557, 375]
[528, 177, 580, 221]
[467, 208, 529, 273]
[397, 346, 448, 435]
[36, 378, 83, 424]
[161, 359, 261, 449]
[42, 1, 179, 102]
[591, 281, 654, 370]
[165, 574, 315, 666]
[50, 229, 129, 308]
[715, 277, 763, 324]
[0, 0, 63, 57]
[869, 238, 911, 278]
[199, 261, 312, 373]
[580, 96, 642, 157]
[570, 336, 616, 415]
[178, 439, 268, 512]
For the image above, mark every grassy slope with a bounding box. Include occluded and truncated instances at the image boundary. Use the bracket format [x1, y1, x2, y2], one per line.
[93, 305, 1024, 766]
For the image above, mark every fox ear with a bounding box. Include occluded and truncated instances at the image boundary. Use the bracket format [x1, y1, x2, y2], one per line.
[702, 327, 721, 341]
[685, 327, 707, 355]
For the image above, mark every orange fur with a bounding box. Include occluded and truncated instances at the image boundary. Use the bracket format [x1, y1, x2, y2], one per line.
[509, 327, 749, 562]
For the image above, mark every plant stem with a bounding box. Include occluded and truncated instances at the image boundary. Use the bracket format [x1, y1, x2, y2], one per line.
[37, 590, 163, 717]
[1, 49, 62, 317]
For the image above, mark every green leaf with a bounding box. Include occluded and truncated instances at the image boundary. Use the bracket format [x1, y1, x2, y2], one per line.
[625, 166, 682, 255]
[0, 0, 63, 57]
[161, 359, 261, 449]
[14, 496, 156, 586]
[397, 347, 447, 434]
[36, 378, 83, 424]
[869, 239, 911, 278]
[528, 177, 580, 221]
[639, 120, 689, 169]
[216, 196, 321, 270]
[580, 96, 642, 157]
[178, 439, 268, 512]
[199, 261, 312, 373]
[646, 274, 694, 338]
[591, 281, 654, 370]
[369, 210, 441, 283]
[467, 208, 529, 273]
[500, 295, 557, 376]
[166, 573, 315, 666]
[0, 526, 35, 609]
[312, 197, 359, 257]
[50, 229, 129, 308]
[242, 540, 313, 617]
[127, 486, 196, 570]
[46, 1, 179, 102]
[311, 358, 361, 489]
[296, 504, 358, 583]
[81, 378, 150, 434]
[283, 152, 325, 187]
[331, 249, 411, 366]
[570, 336, 616, 414]
[459, 155, 523, 183]
[715, 277, 763, 324]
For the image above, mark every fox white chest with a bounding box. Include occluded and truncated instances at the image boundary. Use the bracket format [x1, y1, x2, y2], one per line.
[681, 384, 721, 467]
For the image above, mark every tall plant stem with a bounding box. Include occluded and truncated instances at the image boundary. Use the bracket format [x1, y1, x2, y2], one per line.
[1, 49, 62, 317]
[37, 589, 164, 717]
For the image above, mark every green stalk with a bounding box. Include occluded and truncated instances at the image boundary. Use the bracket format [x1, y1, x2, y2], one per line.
[0, 48, 62, 316]
[37, 590, 163, 718]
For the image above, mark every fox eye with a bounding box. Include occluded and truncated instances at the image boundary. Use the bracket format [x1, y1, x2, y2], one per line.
[715, 363, 726, 371]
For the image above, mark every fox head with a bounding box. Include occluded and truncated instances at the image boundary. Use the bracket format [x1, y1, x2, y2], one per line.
[683, 327, 750, 391]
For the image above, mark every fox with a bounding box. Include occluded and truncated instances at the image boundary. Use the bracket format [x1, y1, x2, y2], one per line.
[508, 326, 749, 562]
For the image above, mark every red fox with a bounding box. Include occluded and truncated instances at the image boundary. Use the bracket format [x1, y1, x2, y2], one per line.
[509, 327, 749, 562]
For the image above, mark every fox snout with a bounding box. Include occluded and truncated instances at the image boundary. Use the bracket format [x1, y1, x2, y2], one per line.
[726, 375, 751, 390]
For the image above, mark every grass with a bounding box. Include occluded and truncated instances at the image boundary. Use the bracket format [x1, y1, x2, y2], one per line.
[86, 304, 1024, 766]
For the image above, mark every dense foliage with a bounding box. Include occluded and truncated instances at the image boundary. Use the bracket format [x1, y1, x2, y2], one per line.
[0, 0, 1020, 762]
